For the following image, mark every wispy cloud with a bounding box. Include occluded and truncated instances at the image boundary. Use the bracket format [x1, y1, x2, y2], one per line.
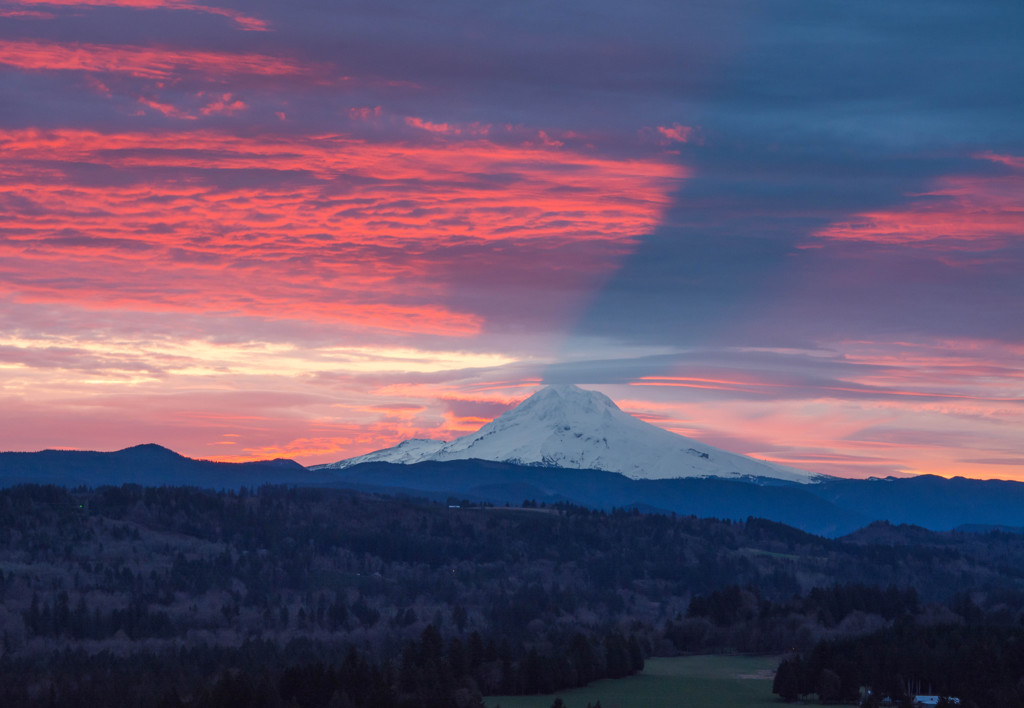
[0, 39, 312, 79]
[4, 0, 268, 30]
[815, 157, 1024, 251]
[0, 127, 683, 337]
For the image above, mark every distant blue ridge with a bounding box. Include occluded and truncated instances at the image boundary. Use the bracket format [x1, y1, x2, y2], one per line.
[4, 446, 1024, 538]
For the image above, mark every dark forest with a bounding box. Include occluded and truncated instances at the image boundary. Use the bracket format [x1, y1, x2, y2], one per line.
[1, 484, 1023, 707]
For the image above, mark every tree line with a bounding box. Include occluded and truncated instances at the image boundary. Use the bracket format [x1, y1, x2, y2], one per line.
[3, 484, 1024, 706]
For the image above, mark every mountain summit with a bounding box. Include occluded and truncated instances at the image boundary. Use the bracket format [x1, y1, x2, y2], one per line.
[317, 384, 817, 483]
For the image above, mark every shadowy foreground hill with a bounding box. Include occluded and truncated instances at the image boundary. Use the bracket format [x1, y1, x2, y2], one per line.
[2, 484, 1024, 707]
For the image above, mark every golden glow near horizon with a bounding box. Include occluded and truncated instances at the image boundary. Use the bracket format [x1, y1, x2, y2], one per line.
[0, 335, 519, 378]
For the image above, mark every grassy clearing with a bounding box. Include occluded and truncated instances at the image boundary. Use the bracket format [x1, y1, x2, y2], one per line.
[740, 547, 802, 561]
[485, 654, 784, 708]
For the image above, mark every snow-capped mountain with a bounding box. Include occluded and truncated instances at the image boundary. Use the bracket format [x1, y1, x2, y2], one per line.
[316, 384, 818, 483]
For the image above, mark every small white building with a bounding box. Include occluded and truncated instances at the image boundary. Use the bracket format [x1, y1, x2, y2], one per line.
[914, 696, 960, 706]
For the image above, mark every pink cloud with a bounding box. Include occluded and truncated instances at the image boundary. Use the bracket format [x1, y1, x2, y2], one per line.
[199, 92, 247, 116]
[350, 106, 383, 121]
[814, 154, 1024, 250]
[0, 39, 315, 80]
[405, 116, 451, 133]
[138, 95, 196, 119]
[5, 0, 268, 30]
[618, 336, 1024, 480]
[0, 8, 55, 17]
[537, 131, 563, 148]
[978, 152, 1024, 169]
[404, 115, 491, 137]
[656, 123, 694, 143]
[0, 127, 685, 337]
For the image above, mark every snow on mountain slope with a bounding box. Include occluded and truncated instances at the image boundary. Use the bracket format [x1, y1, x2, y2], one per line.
[316, 384, 818, 483]
[330, 438, 447, 467]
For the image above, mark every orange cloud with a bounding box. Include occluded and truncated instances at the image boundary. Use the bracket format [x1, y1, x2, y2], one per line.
[212, 436, 363, 463]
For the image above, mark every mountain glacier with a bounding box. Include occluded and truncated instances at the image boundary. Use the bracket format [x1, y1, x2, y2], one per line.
[316, 384, 818, 483]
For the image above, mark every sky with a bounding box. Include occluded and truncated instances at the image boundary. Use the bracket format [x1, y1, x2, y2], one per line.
[1, 0, 1022, 480]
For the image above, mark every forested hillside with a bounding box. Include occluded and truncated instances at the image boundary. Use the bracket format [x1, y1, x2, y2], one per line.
[1, 485, 1023, 707]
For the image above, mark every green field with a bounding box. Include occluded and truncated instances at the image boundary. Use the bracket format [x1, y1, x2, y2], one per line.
[485, 654, 784, 708]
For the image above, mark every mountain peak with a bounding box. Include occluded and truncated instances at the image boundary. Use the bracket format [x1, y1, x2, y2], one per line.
[529, 384, 617, 404]
[509, 384, 620, 421]
[321, 384, 817, 483]
[117, 443, 183, 458]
